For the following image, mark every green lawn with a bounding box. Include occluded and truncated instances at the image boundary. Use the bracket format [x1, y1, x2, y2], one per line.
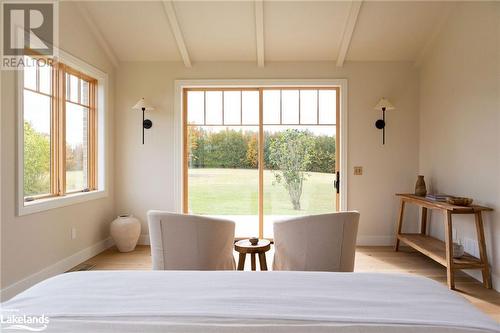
[188, 168, 336, 216]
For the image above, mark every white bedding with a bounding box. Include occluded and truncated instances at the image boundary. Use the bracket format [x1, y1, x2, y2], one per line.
[2, 271, 498, 332]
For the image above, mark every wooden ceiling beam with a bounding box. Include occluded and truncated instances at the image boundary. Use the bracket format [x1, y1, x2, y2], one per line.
[255, 0, 265, 67]
[162, 0, 192, 68]
[336, 1, 363, 67]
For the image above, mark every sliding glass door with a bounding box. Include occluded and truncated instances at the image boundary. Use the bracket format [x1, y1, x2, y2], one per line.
[183, 87, 340, 238]
[185, 89, 260, 237]
[262, 88, 338, 238]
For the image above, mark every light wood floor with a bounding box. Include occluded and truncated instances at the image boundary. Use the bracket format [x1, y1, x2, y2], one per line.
[79, 245, 500, 322]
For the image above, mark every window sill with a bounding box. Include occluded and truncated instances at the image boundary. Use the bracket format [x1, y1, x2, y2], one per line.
[18, 190, 107, 216]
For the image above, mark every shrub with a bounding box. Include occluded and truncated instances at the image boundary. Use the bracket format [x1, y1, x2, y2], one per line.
[268, 129, 315, 210]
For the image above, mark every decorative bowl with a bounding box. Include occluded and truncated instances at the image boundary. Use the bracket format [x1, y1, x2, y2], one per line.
[249, 237, 259, 246]
[446, 197, 473, 206]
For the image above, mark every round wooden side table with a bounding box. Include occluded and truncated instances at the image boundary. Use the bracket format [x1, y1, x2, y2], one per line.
[234, 239, 271, 271]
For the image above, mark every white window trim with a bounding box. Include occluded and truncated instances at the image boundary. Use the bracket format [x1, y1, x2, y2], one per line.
[173, 79, 348, 213]
[17, 49, 108, 216]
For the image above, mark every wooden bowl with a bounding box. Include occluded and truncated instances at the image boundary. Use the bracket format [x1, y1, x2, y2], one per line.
[249, 237, 259, 246]
[446, 197, 473, 206]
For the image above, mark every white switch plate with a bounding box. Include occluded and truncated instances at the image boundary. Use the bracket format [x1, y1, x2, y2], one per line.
[71, 227, 77, 240]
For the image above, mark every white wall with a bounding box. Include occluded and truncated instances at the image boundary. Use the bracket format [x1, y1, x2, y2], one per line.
[419, 2, 500, 289]
[0, 2, 115, 299]
[115, 61, 420, 245]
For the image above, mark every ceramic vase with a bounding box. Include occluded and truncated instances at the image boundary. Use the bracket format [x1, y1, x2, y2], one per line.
[110, 214, 141, 252]
[453, 242, 464, 258]
[415, 175, 427, 197]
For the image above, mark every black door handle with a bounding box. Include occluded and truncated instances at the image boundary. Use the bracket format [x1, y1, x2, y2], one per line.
[334, 171, 340, 194]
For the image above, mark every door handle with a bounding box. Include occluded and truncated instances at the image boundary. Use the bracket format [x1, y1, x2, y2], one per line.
[334, 171, 340, 194]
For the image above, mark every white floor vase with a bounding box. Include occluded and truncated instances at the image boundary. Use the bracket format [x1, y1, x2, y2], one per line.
[110, 214, 141, 252]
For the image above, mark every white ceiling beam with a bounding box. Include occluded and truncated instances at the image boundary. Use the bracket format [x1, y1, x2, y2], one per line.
[162, 0, 192, 68]
[255, 0, 265, 67]
[336, 1, 363, 67]
[414, 4, 455, 68]
[75, 2, 119, 68]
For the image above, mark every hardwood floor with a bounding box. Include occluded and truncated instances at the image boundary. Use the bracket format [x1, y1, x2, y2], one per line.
[79, 245, 500, 322]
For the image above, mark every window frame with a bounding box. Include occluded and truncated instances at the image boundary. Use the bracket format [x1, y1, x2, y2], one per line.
[17, 49, 108, 216]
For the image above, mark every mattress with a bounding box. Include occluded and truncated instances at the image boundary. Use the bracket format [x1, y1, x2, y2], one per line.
[1, 271, 499, 332]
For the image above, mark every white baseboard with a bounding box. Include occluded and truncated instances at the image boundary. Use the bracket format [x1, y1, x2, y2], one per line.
[356, 235, 394, 246]
[492, 272, 500, 291]
[138, 234, 150, 245]
[0, 237, 114, 301]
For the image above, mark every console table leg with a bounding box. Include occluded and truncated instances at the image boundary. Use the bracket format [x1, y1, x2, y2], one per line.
[420, 207, 428, 235]
[394, 200, 406, 251]
[444, 211, 455, 289]
[474, 212, 492, 289]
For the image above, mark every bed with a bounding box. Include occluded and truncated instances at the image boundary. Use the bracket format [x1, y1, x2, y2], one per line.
[1, 271, 498, 332]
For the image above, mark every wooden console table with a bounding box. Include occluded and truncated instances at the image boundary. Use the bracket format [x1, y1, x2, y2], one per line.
[394, 193, 493, 290]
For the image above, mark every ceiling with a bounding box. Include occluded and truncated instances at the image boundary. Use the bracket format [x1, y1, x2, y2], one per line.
[79, 1, 452, 66]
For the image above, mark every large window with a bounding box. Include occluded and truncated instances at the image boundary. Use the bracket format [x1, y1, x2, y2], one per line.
[22, 56, 98, 202]
[183, 87, 339, 238]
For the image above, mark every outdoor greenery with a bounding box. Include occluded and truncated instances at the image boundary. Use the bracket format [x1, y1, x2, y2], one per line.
[269, 129, 314, 210]
[188, 127, 335, 173]
[24, 121, 50, 196]
[188, 168, 335, 215]
[24, 121, 86, 196]
[188, 127, 335, 210]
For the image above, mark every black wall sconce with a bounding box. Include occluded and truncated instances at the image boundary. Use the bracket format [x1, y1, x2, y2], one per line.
[132, 98, 155, 144]
[373, 97, 395, 145]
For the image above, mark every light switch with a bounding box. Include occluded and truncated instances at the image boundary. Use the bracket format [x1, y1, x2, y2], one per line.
[354, 166, 363, 176]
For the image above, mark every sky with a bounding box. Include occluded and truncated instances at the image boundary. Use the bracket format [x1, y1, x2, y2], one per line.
[24, 67, 86, 147]
[24, 90, 86, 147]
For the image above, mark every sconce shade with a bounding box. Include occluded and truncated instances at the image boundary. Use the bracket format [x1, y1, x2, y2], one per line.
[132, 98, 154, 111]
[373, 98, 395, 111]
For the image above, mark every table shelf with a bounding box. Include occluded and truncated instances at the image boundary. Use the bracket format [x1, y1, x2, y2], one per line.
[398, 234, 483, 269]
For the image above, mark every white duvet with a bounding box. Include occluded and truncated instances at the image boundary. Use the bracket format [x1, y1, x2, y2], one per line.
[2, 271, 499, 332]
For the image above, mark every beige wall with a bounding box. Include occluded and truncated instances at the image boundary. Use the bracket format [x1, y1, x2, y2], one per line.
[0, 2, 115, 297]
[419, 2, 500, 289]
[115, 61, 420, 245]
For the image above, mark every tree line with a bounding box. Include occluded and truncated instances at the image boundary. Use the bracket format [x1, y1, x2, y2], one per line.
[188, 127, 335, 174]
